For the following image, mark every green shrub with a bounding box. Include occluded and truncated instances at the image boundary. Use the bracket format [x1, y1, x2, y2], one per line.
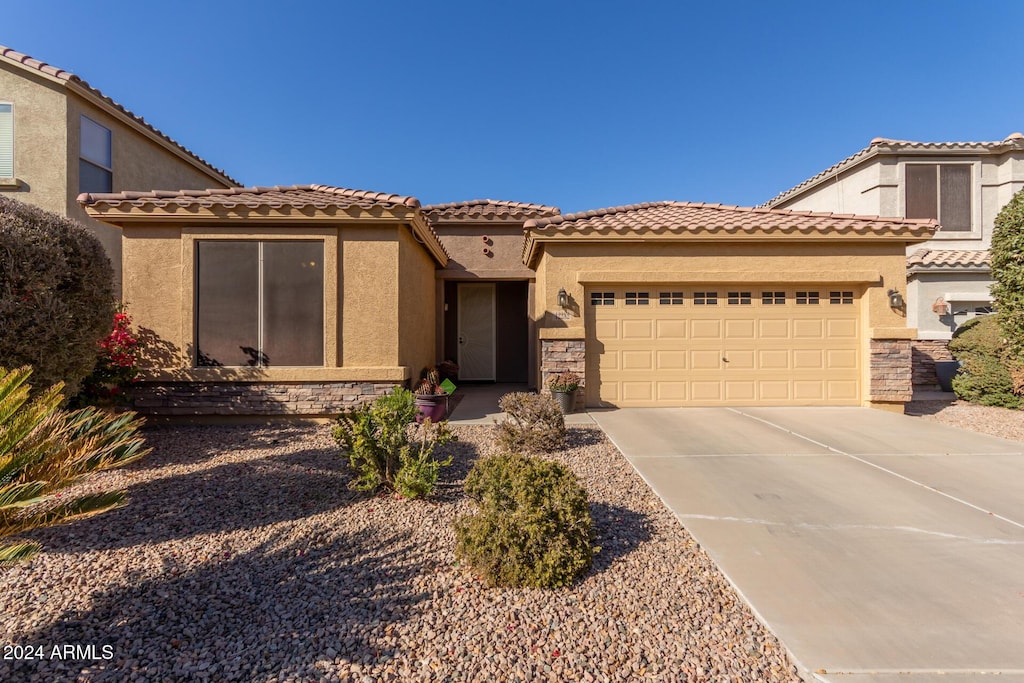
[333, 387, 454, 498]
[0, 197, 115, 397]
[1, 366, 150, 565]
[991, 187, 1024, 359]
[496, 392, 565, 453]
[454, 452, 595, 588]
[948, 316, 1023, 408]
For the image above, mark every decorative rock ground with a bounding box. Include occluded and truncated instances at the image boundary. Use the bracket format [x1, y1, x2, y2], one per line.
[1, 424, 799, 682]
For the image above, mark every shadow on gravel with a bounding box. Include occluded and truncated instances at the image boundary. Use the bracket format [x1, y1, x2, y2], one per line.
[3, 527, 431, 682]
[588, 502, 652, 572]
[25, 440, 357, 554]
[129, 424, 321, 473]
[565, 426, 606, 447]
[905, 399, 956, 416]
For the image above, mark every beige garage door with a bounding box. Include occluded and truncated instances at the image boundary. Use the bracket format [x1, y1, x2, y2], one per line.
[586, 286, 861, 406]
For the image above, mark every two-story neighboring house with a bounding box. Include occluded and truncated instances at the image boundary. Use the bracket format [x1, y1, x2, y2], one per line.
[762, 133, 1024, 385]
[0, 45, 238, 290]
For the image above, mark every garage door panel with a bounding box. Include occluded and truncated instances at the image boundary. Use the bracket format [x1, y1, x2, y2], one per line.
[691, 320, 722, 339]
[588, 285, 861, 407]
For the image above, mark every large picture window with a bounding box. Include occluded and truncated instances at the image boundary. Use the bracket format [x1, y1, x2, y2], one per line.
[905, 163, 971, 232]
[0, 103, 12, 178]
[80, 115, 112, 193]
[196, 241, 324, 367]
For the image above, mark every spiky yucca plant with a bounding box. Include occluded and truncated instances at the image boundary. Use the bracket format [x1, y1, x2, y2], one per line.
[1, 366, 150, 565]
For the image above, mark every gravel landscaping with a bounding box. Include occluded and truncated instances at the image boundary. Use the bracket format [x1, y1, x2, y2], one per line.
[907, 397, 1024, 442]
[1, 423, 799, 682]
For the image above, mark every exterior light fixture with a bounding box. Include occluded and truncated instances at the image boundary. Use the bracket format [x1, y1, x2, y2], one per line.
[887, 289, 904, 309]
[931, 297, 951, 316]
[557, 288, 569, 308]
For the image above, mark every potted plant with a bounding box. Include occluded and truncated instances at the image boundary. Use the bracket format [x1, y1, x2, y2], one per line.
[548, 371, 581, 414]
[414, 367, 448, 422]
[437, 359, 459, 383]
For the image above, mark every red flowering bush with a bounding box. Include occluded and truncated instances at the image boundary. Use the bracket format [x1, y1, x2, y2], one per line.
[72, 310, 141, 406]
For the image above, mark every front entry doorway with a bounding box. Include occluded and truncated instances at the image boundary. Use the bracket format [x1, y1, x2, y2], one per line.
[445, 281, 529, 383]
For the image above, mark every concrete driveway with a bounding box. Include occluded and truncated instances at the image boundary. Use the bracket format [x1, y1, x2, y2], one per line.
[591, 407, 1024, 682]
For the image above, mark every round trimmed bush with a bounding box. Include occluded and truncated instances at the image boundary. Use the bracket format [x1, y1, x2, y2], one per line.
[948, 315, 1022, 408]
[0, 197, 115, 396]
[454, 452, 595, 589]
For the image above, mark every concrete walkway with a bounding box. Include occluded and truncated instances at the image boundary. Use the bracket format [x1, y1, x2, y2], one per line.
[592, 407, 1024, 683]
[446, 384, 595, 425]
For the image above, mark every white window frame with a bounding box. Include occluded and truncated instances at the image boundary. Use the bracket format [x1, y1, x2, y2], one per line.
[79, 115, 112, 193]
[900, 159, 982, 239]
[0, 102, 14, 183]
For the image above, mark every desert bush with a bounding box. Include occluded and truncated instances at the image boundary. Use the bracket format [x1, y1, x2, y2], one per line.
[0, 197, 115, 397]
[454, 452, 595, 588]
[333, 387, 454, 498]
[948, 315, 1023, 408]
[991, 187, 1024, 360]
[1, 366, 150, 565]
[496, 392, 565, 453]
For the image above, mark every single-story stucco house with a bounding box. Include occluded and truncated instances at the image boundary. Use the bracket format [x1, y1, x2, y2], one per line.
[79, 185, 936, 416]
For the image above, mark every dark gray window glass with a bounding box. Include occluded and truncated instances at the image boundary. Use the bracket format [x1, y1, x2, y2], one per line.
[906, 164, 938, 221]
[196, 242, 259, 366]
[79, 159, 112, 193]
[263, 242, 324, 366]
[940, 165, 971, 231]
[195, 240, 324, 367]
[80, 116, 112, 193]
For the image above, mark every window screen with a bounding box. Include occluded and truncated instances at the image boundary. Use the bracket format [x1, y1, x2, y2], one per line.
[940, 165, 971, 231]
[80, 116, 112, 193]
[906, 164, 938, 220]
[196, 241, 324, 367]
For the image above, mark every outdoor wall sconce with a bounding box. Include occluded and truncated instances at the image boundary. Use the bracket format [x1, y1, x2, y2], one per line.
[557, 288, 569, 308]
[887, 288, 904, 309]
[932, 297, 951, 316]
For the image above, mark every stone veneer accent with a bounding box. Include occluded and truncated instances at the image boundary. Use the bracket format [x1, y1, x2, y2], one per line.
[869, 339, 913, 402]
[911, 339, 954, 386]
[540, 339, 586, 410]
[131, 381, 402, 416]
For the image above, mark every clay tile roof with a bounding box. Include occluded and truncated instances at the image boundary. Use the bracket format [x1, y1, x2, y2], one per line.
[78, 184, 421, 211]
[762, 133, 1024, 208]
[0, 44, 239, 186]
[907, 249, 991, 271]
[524, 201, 937, 238]
[422, 199, 561, 222]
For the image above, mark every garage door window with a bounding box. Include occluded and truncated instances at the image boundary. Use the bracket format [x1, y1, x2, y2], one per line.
[830, 291, 854, 305]
[625, 292, 649, 305]
[694, 291, 718, 305]
[659, 292, 684, 305]
[727, 291, 752, 305]
[590, 292, 615, 306]
[796, 291, 820, 305]
[762, 291, 786, 305]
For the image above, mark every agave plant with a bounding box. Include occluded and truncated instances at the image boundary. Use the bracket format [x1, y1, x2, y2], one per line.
[1, 366, 150, 565]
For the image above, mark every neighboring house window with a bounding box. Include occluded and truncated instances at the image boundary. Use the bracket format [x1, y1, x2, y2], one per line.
[196, 241, 324, 367]
[590, 292, 615, 306]
[727, 291, 752, 305]
[625, 292, 649, 305]
[905, 163, 971, 231]
[80, 115, 112, 193]
[0, 103, 12, 178]
[762, 291, 785, 305]
[659, 292, 683, 305]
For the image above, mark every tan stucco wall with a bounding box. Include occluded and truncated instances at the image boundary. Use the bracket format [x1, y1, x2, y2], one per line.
[66, 94, 234, 290]
[119, 221, 422, 384]
[397, 225, 438, 376]
[0, 64, 69, 215]
[530, 239, 915, 406]
[434, 223, 534, 279]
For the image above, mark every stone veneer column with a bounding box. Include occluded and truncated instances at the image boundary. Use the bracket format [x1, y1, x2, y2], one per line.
[869, 339, 913, 405]
[911, 339, 954, 386]
[540, 339, 586, 410]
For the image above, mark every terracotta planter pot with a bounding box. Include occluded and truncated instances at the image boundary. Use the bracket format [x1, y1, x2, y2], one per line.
[414, 394, 447, 423]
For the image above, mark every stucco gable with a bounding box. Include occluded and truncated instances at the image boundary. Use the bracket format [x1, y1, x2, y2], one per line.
[762, 132, 1024, 208]
[1, 44, 238, 187]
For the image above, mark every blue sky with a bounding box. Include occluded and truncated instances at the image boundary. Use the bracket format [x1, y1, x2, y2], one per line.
[5, 1, 1023, 213]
